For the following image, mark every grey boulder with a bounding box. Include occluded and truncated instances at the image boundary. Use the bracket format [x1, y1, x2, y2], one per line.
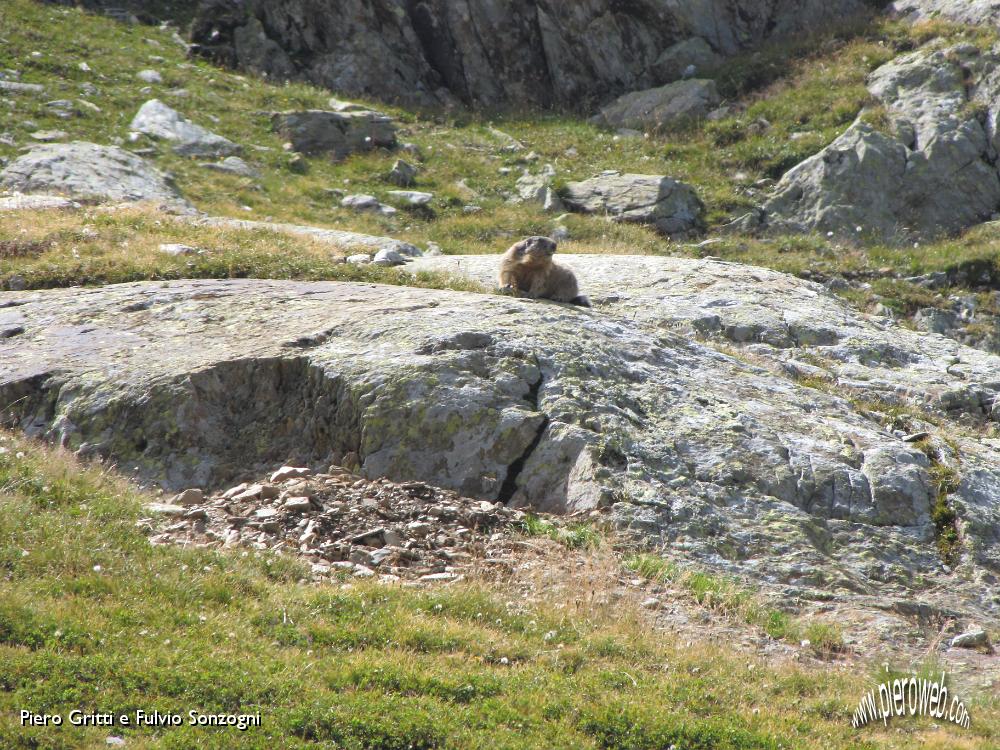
[764, 45, 1000, 241]
[200, 156, 260, 178]
[562, 171, 704, 236]
[271, 109, 396, 159]
[130, 99, 240, 158]
[515, 164, 563, 212]
[0, 142, 194, 212]
[592, 79, 720, 132]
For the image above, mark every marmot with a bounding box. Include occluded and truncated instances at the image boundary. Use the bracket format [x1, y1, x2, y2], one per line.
[497, 236, 590, 307]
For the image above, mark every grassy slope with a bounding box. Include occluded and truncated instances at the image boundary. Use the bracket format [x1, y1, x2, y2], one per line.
[4, 0, 1000, 301]
[3, 433, 998, 750]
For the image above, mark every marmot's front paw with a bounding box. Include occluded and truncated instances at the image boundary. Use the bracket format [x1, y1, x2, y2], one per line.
[498, 285, 522, 297]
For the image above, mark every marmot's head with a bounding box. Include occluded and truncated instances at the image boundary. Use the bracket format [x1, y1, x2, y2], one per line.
[510, 236, 557, 267]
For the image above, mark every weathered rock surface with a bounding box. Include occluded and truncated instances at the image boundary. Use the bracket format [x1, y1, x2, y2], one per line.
[0, 142, 194, 213]
[562, 172, 704, 235]
[4, 261, 1000, 628]
[764, 44, 1000, 241]
[890, 0, 1000, 25]
[130, 99, 240, 158]
[592, 79, 720, 133]
[271, 109, 396, 158]
[190, 0, 869, 109]
[408, 253, 1000, 604]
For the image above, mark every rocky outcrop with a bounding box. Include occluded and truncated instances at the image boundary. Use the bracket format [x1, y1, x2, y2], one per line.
[189, 0, 870, 109]
[562, 172, 704, 236]
[890, 0, 1000, 25]
[0, 142, 194, 213]
[130, 99, 240, 158]
[271, 109, 397, 158]
[764, 44, 1000, 241]
[4, 261, 1000, 625]
[591, 79, 720, 133]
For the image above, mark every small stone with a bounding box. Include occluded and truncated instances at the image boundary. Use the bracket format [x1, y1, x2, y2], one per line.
[353, 565, 375, 578]
[350, 528, 386, 546]
[383, 529, 403, 546]
[105, 738, 125, 747]
[270, 466, 312, 483]
[346, 253, 371, 265]
[171, 488, 204, 506]
[950, 630, 991, 650]
[30, 130, 68, 142]
[137, 70, 162, 84]
[341, 194, 380, 211]
[372, 248, 405, 267]
[387, 159, 417, 187]
[406, 521, 433, 538]
[222, 483, 248, 499]
[143, 502, 187, 517]
[158, 243, 199, 256]
[0, 81, 44, 94]
[7, 275, 26, 291]
[641, 597, 660, 609]
[283, 496, 313, 512]
[254, 508, 279, 520]
[387, 190, 433, 207]
[200, 156, 260, 178]
[232, 484, 262, 503]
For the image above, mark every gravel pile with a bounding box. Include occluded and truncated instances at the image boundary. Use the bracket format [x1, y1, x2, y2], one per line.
[139, 464, 527, 581]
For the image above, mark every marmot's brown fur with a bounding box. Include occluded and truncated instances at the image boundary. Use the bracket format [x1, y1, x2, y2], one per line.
[497, 236, 590, 307]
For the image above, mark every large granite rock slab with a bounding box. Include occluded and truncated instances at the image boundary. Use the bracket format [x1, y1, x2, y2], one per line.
[130, 99, 240, 158]
[562, 172, 704, 236]
[3, 262, 1000, 630]
[271, 110, 396, 158]
[0, 142, 195, 213]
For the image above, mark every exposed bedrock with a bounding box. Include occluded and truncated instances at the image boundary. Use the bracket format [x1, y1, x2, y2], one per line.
[3, 264, 1000, 622]
[189, 0, 871, 109]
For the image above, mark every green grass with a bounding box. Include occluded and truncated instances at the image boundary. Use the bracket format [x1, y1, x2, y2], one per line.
[519, 514, 603, 550]
[621, 554, 848, 654]
[8, 432, 998, 748]
[0, 206, 489, 292]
